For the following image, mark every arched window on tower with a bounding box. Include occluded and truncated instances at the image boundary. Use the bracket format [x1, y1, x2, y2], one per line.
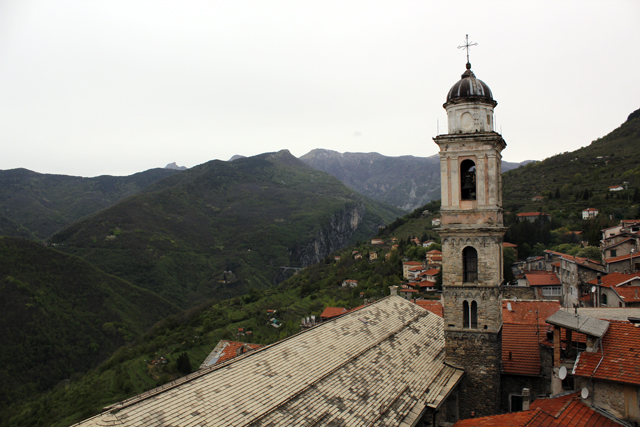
[463, 300, 478, 329]
[463, 246, 478, 283]
[460, 159, 476, 200]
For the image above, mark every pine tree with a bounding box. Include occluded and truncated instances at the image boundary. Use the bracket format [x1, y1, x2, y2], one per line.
[177, 352, 192, 375]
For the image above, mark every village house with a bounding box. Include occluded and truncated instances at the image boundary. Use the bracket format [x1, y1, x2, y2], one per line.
[422, 239, 436, 248]
[531, 195, 544, 202]
[586, 272, 640, 307]
[609, 185, 624, 192]
[525, 271, 562, 300]
[516, 212, 551, 223]
[407, 265, 426, 281]
[425, 249, 442, 267]
[402, 260, 423, 280]
[415, 279, 437, 292]
[545, 250, 606, 306]
[370, 238, 384, 245]
[341, 279, 358, 288]
[581, 207, 598, 220]
[431, 217, 441, 226]
[369, 251, 377, 261]
[605, 252, 640, 274]
[418, 267, 440, 282]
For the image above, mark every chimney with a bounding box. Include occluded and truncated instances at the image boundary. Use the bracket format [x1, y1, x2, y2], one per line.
[390, 286, 398, 296]
[597, 274, 602, 285]
[522, 388, 531, 411]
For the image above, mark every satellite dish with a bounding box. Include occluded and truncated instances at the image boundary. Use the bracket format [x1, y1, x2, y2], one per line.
[581, 387, 589, 399]
[591, 286, 596, 293]
[559, 366, 567, 380]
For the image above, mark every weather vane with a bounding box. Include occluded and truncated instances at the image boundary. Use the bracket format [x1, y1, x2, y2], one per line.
[457, 34, 477, 65]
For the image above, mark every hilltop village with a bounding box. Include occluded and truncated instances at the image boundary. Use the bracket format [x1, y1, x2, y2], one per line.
[65, 62, 640, 427]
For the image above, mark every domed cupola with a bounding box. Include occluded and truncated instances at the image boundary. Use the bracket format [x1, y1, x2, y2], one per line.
[446, 63, 494, 104]
[444, 63, 497, 134]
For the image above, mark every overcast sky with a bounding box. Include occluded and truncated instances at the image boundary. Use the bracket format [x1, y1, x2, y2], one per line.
[1, 1, 639, 177]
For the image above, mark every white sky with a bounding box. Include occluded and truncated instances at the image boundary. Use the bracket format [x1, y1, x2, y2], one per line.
[1, 1, 639, 177]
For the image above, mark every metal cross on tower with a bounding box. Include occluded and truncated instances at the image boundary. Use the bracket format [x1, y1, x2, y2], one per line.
[457, 34, 478, 65]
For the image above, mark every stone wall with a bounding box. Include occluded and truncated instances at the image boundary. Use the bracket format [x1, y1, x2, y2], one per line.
[502, 285, 535, 300]
[574, 377, 640, 424]
[445, 331, 501, 418]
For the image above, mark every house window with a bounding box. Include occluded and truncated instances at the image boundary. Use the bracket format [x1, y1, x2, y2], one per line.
[542, 286, 562, 296]
[610, 250, 617, 257]
[463, 246, 478, 282]
[460, 159, 476, 200]
[601, 293, 608, 306]
[463, 300, 478, 329]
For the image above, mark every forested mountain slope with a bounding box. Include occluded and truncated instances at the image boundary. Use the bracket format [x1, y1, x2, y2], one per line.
[0, 237, 179, 414]
[0, 167, 180, 240]
[503, 108, 640, 218]
[300, 149, 530, 211]
[50, 150, 403, 308]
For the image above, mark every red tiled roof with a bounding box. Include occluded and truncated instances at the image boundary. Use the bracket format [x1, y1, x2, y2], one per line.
[586, 272, 640, 287]
[414, 300, 443, 317]
[573, 321, 640, 385]
[502, 300, 561, 325]
[215, 341, 263, 365]
[426, 250, 442, 254]
[517, 212, 551, 217]
[614, 286, 640, 301]
[409, 266, 424, 271]
[502, 324, 541, 376]
[605, 252, 640, 264]
[503, 242, 518, 248]
[423, 268, 440, 276]
[582, 208, 598, 212]
[403, 261, 422, 266]
[551, 262, 561, 267]
[320, 307, 347, 319]
[400, 288, 418, 293]
[416, 280, 436, 288]
[454, 393, 625, 427]
[526, 272, 561, 287]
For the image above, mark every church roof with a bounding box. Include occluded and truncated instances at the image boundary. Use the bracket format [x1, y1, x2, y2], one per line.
[446, 63, 494, 104]
[73, 296, 463, 427]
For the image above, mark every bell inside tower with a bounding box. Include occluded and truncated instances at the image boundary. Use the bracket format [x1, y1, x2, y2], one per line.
[460, 159, 476, 200]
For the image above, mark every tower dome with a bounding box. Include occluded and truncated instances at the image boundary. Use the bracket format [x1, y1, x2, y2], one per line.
[446, 63, 494, 103]
[443, 63, 497, 134]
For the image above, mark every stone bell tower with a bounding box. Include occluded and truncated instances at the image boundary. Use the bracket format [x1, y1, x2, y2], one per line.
[433, 59, 506, 418]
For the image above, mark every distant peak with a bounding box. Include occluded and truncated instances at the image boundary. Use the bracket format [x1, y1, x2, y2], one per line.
[228, 155, 246, 162]
[164, 162, 187, 171]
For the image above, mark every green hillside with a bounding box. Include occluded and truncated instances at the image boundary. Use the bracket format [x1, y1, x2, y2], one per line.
[503, 108, 640, 219]
[1, 206, 436, 427]
[0, 237, 180, 415]
[0, 167, 180, 240]
[50, 150, 403, 308]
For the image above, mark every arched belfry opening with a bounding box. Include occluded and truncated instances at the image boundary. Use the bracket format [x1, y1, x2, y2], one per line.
[462, 246, 478, 283]
[463, 300, 478, 329]
[460, 159, 476, 200]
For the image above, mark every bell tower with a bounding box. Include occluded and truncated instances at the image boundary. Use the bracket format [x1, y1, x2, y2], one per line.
[434, 57, 506, 418]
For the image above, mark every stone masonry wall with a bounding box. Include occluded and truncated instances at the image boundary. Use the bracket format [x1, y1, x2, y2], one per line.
[445, 331, 502, 418]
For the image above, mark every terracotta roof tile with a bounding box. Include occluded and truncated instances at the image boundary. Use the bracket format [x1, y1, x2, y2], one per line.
[414, 300, 443, 317]
[605, 252, 640, 264]
[573, 321, 640, 385]
[614, 286, 640, 301]
[454, 393, 625, 427]
[502, 300, 561, 325]
[586, 272, 640, 287]
[502, 324, 541, 376]
[526, 272, 561, 287]
[320, 307, 347, 319]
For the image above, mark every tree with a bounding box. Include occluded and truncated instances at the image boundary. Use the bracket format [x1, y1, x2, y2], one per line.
[503, 248, 516, 284]
[434, 269, 443, 290]
[576, 246, 602, 263]
[176, 352, 192, 375]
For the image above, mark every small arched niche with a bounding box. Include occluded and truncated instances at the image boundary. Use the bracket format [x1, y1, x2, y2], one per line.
[460, 159, 476, 201]
[463, 246, 478, 283]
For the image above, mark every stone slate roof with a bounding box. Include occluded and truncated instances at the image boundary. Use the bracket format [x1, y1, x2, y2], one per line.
[74, 296, 462, 427]
[453, 393, 625, 426]
[573, 321, 640, 385]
